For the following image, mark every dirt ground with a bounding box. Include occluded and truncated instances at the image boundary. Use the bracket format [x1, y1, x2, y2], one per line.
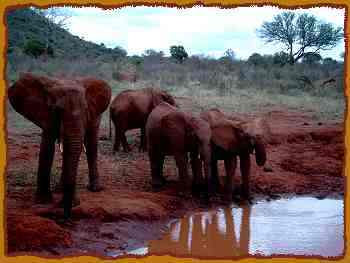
[5, 97, 345, 257]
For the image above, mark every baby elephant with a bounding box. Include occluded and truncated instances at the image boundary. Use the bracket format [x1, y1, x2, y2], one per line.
[109, 87, 177, 153]
[200, 109, 267, 202]
[146, 102, 212, 196]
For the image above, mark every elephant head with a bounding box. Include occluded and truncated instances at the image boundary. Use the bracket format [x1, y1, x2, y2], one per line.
[200, 108, 267, 167]
[150, 88, 178, 108]
[210, 119, 267, 167]
[8, 73, 111, 219]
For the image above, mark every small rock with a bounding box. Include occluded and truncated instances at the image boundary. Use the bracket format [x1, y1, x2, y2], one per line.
[263, 164, 273, 172]
[315, 194, 328, 200]
[318, 122, 323, 126]
[303, 122, 309, 126]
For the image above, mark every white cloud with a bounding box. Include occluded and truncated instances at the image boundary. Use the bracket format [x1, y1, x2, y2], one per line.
[65, 6, 345, 59]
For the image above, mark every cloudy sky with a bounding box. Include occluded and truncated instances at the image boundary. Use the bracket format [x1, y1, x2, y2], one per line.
[64, 6, 345, 60]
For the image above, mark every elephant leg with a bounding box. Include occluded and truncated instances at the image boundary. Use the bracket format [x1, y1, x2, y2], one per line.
[190, 151, 202, 195]
[139, 127, 147, 152]
[224, 156, 237, 202]
[210, 158, 220, 194]
[85, 121, 103, 192]
[121, 131, 131, 152]
[35, 131, 56, 204]
[150, 153, 166, 191]
[240, 154, 251, 201]
[113, 126, 121, 153]
[175, 154, 191, 193]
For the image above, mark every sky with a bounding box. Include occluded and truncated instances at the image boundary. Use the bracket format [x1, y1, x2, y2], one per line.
[62, 6, 345, 60]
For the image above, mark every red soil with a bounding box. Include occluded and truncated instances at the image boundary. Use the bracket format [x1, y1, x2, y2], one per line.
[5, 101, 345, 257]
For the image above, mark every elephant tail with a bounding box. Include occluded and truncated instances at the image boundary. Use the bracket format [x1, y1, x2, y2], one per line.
[109, 109, 112, 140]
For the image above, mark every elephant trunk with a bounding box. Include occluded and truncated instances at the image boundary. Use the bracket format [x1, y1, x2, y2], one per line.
[61, 121, 84, 219]
[254, 136, 266, 167]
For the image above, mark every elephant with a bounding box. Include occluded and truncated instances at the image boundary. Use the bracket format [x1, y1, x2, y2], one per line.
[200, 108, 267, 202]
[8, 73, 112, 219]
[146, 102, 212, 197]
[109, 87, 177, 153]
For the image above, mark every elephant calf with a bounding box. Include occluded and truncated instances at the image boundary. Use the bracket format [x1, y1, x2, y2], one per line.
[146, 102, 212, 196]
[8, 73, 112, 219]
[200, 108, 267, 201]
[109, 87, 177, 153]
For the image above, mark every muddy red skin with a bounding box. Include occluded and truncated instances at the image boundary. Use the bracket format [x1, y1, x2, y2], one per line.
[200, 109, 267, 201]
[146, 102, 212, 196]
[109, 88, 177, 153]
[8, 73, 112, 219]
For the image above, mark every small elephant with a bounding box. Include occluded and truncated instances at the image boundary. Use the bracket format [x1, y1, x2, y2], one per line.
[109, 87, 177, 153]
[8, 73, 112, 219]
[200, 108, 267, 201]
[146, 102, 212, 196]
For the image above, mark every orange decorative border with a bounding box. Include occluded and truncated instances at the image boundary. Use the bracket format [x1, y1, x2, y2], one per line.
[0, 1, 348, 262]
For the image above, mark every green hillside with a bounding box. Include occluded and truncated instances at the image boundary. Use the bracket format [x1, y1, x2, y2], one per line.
[6, 8, 125, 59]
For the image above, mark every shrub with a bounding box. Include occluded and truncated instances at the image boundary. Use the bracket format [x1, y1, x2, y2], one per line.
[23, 39, 46, 58]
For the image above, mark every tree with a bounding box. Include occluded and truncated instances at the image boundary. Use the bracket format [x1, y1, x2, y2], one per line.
[32, 7, 72, 52]
[142, 49, 164, 58]
[257, 12, 343, 65]
[302, 52, 322, 64]
[33, 7, 72, 29]
[23, 39, 46, 58]
[112, 46, 127, 58]
[170, 45, 188, 63]
[247, 53, 265, 66]
[273, 51, 289, 66]
[223, 48, 236, 61]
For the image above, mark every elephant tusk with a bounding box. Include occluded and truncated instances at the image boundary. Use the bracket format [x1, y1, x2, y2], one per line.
[58, 143, 86, 153]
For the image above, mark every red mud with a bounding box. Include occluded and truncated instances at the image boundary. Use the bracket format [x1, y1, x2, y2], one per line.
[5, 100, 345, 257]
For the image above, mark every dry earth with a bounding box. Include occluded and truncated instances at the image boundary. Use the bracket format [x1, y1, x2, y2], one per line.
[6, 97, 344, 257]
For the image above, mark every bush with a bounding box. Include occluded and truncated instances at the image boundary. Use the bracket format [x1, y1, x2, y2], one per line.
[248, 53, 265, 66]
[23, 39, 46, 58]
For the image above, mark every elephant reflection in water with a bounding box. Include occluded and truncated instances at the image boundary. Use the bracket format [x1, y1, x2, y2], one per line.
[149, 205, 251, 258]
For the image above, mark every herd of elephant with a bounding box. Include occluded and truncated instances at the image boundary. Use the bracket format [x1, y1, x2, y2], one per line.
[8, 73, 267, 220]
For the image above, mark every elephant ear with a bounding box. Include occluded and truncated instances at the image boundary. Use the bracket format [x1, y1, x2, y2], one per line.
[161, 111, 188, 150]
[211, 122, 238, 151]
[150, 88, 175, 108]
[82, 78, 112, 118]
[8, 73, 56, 130]
[150, 88, 163, 108]
[187, 116, 211, 144]
[160, 90, 177, 107]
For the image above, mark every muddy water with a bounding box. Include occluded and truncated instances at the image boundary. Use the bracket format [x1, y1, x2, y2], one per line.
[125, 197, 344, 258]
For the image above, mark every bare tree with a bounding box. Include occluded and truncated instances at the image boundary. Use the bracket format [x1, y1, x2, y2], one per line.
[257, 12, 343, 65]
[33, 7, 72, 29]
[32, 7, 72, 51]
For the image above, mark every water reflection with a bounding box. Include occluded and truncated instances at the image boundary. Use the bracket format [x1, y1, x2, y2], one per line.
[149, 205, 252, 258]
[148, 198, 343, 258]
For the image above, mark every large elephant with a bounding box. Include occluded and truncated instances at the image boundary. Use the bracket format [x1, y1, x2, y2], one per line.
[146, 102, 212, 197]
[200, 108, 267, 201]
[109, 88, 177, 153]
[8, 73, 112, 219]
